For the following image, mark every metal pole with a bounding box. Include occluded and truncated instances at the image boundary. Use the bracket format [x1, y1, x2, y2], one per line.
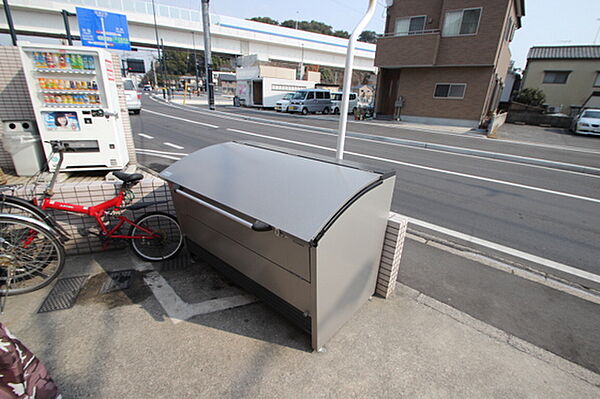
[201, 0, 215, 110]
[2, 0, 17, 46]
[192, 31, 200, 94]
[150, 0, 162, 86]
[61, 10, 73, 46]
[335, 0, 377, 161]
[160, 38, 168, 100]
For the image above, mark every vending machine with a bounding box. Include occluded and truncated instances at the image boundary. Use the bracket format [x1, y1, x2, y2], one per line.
[19, 43, 130, 171]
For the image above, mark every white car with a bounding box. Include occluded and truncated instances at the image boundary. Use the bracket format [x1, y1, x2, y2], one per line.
[571, 108, 600, 135]
[274, 93, 294, 112]
[123, 78, 141, 114]
[331, 92, 358, 114]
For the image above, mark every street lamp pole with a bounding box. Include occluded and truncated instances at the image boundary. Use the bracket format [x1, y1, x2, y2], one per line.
[2, 0, 18, 46]
[335, 0, 377, 161]
[201, 0, 215, 110]
[150, 0, 163, 86]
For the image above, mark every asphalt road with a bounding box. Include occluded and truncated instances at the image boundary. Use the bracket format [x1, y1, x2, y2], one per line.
[132, 96, 600, 278]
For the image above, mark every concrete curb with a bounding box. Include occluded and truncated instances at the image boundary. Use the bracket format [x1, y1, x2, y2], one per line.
[150, 95, 600, 176]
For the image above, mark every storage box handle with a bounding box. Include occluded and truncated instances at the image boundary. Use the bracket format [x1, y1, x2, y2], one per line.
[176, 189, 272, 232]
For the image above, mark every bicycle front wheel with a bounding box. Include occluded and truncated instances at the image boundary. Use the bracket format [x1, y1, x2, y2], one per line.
[129, 212, 183, 262]
[0, 214, 65, 295]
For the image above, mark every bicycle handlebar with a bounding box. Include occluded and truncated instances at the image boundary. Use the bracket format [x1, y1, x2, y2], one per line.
[44, 140, 74, 153]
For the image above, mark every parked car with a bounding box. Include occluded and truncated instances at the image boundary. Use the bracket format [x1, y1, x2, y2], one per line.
[570, 108, 600, 135]
[274, 92, 295, 112]
[123, 78, 141, 114]
[331, 92, 358, 114]
[143, 84, 152, 91]
[288, 89, 332, 115]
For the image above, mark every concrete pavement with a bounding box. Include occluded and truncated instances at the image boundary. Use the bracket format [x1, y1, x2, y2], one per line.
[3, 249, 599, 398]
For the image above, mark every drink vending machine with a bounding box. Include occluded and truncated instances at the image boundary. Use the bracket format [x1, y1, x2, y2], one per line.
[19, 44, 130, 171]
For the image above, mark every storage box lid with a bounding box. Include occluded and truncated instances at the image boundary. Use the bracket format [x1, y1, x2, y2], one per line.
[160, 142, 390, 243]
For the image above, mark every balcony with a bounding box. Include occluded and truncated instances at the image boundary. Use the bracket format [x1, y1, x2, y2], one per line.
[375, 30, 440, 68]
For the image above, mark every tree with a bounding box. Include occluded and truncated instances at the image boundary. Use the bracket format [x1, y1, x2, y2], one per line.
[332, 30, 350, 39]
[358, 30, 378, 43]
[514, 88, 546, 107]
[249, 16, 279, 25]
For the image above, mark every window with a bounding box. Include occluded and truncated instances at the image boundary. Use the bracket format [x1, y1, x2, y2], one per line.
[307, 92, 315, 100]
[434, 83, 466, 99]
[594, 72, 600, 87]
[442, 8, 482, 36]
[316, 91, 324, 99]
[395, 16, 426, 36]
[324, 92, 330, 99]
[582, 110, 600, 118]
[504, 17, 513, 42]
[123, 80, 135, 90]
[543, 71, 570, 84]
[350, 93, 357, 100]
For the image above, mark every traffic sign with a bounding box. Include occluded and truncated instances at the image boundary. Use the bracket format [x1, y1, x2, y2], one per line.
[76, 7, 131, 51]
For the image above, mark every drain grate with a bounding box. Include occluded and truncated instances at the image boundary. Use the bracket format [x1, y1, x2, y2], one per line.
[99, 270, 133, 294]
[160, 252, 191, 272]
[38, 275, 88, 313]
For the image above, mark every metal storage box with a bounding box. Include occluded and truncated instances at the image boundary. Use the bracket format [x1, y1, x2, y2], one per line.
[160, 142, 395, 350]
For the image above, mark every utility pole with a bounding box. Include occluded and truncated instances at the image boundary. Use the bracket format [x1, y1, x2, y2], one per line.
[61, 10, 74, 46]
[2, 0, 18, 46]
[201, 0, 215, 110]
[160, 39, 169, 100]
[150, 0, 162, 86]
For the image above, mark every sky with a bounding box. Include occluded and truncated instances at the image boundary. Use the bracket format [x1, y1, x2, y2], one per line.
[2, 0, 599, 69]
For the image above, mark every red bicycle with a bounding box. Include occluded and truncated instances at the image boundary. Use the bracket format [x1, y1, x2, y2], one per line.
[0, 140, 183, 296]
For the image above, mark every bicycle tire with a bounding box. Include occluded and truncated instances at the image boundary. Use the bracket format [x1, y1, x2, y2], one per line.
[0, 214, 65, 295]
[0, 195, 46, 220]
[129, 212, 183, 262]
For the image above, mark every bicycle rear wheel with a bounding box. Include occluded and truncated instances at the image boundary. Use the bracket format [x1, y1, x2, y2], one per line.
[0, 214, 65, 295]
[0, 195, 45, 220]
[129, 212, 183, 262]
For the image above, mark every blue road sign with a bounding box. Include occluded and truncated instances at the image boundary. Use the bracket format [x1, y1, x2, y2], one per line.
[77, 7, 131, 51]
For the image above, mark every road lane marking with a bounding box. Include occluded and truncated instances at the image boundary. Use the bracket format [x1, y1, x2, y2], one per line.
[226, 128, 600, 205]
[163, 142, 184, 150]
[138, 133, 154, 139]
[143, 108, 219, 128]
[151, 99, 600, 176]
[135, 150, 181, 161]
[398, 213, 600, 286]
[136, 148, 188, 156]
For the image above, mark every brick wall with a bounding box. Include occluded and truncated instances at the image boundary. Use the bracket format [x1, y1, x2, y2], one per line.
[0, 46, 136, 174]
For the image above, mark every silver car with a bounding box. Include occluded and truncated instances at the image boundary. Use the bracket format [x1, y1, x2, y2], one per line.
[288, 89, 332, 115]
[571, 108, 600, 135]
[123, 78, 141, 114]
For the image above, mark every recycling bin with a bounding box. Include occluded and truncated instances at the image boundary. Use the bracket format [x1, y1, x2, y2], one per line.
[160, 141, 395, 350]
[2, 121, 44, 176]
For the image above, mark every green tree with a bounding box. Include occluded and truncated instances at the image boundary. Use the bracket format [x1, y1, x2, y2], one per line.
[514, 88, 546, 106]
[249, 16, 279, 25]
[358, 30, 378, 43]
[332, 30, 350, 39]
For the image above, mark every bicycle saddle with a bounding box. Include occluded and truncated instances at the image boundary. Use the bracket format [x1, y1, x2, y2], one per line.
[113, 171, 144, 183]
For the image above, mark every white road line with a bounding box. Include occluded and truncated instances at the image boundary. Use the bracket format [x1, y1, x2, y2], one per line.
[154, 100, 600, 177]
[398, 213, 600, 285]
[226, 128, 600, 205]
[163, 142, 184, 150]
[143, 108, 220, 128]
[135, 150, 181, 161]
[136, 148, 188, 156]
[138, 133, 154, 139]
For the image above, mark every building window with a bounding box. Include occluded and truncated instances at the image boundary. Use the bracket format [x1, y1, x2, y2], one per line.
[594, 72, 600, 87]
[395, 16, 427, 36]
[543, 71, 570, 84]
[504, 17, 514, 42]
[434, 83, 466, 99]
[442, 8, 482, 36]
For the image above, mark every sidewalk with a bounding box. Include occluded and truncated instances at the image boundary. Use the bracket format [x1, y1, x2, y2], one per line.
[3, 249, 598, 398]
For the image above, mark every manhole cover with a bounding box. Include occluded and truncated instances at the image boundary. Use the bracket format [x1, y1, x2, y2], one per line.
[38, 275, 88, 313]
[99, 270, 133, 294]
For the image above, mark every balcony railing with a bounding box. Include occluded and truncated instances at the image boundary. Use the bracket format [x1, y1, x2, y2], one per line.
[379, 29, 441, 39]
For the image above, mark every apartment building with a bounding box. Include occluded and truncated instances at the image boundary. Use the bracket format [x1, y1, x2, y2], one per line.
[521, 46, 600, 115]
[374, 0, 525, 127]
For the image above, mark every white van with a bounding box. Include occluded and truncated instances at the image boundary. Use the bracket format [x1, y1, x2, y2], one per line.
[331, 92, 358, 114]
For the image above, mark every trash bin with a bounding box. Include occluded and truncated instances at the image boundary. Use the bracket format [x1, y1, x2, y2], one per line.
[2, 121, 44, 176]
[160, 141, 396, 350]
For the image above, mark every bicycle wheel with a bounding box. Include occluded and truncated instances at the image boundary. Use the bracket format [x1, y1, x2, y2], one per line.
[0, 214, 65, 295]
[129, 212, 183, 262]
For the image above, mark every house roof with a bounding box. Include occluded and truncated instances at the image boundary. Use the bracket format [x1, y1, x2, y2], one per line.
[527, 46, 600, 60]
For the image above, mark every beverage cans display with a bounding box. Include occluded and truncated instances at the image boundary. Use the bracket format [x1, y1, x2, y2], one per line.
[34, 52, 96, 71]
